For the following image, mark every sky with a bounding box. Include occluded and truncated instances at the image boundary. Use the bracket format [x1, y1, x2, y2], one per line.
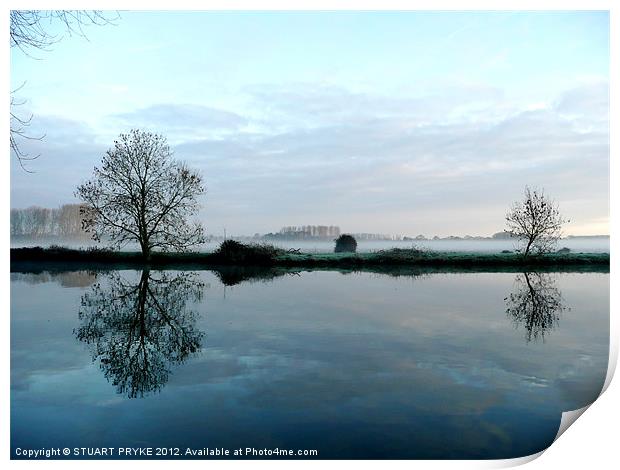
[10, 11, 610, 236]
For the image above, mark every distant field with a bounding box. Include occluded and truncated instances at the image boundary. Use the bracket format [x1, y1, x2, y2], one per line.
[9, 236, 611, 254]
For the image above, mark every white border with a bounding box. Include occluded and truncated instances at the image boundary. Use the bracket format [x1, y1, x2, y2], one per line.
[3, 1, 616, 468]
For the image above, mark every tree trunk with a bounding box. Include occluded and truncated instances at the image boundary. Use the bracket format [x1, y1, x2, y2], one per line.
[524, 238, 533, 258]
[140, 240, 151, 262]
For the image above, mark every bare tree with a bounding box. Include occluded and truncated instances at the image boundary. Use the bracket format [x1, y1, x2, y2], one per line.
[10, 209, 24, 236]
[10, 10, 118, 168]
[57, 203, 88, 237]
[12, 205, 53, 238]
[10, 203, 88, 238]
[505, 187, 568, 257]
[10, 10, 115, 54]
[76, 129, 206, 260]
[10, 84, 43, 172]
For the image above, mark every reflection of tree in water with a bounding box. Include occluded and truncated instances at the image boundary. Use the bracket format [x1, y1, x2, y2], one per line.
[505, 272, 566, 342]
[75, 270, 205, 398]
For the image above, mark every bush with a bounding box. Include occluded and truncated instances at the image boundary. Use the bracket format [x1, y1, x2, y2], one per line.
[213, 240, 284, 265]
[86, 246, 115, 253]
[334, 234, 357, 253]
[375, 247, 429, 262]
[48, 244, 73, 252]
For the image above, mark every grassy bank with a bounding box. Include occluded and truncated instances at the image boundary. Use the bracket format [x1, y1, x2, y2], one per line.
[11, 244, 610, 273]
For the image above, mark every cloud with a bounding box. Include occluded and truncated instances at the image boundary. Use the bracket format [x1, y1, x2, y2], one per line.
[112, 104, 248, 142]
[11, 81, 609, 235]
[553, 80, 609, 131]
[170, 82, 607, 234]
[10, 115, 106, 207]
[244, 82, 508, 131]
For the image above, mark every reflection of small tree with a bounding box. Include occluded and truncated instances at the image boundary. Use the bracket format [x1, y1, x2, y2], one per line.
[334, 234, 357, 253]
[505, 187, 568, 257]
[504, 272, 566, 342]
[75, 270, 205, 398]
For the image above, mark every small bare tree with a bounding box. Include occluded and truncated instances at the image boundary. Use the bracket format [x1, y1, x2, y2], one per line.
[76, 130, 206, 260]
[505, 187, 568, 257]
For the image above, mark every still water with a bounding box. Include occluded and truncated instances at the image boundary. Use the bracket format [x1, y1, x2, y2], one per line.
[11, 269, 609, 459]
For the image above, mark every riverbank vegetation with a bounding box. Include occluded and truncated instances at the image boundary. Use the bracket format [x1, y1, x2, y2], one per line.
[11, 243, 609, 272]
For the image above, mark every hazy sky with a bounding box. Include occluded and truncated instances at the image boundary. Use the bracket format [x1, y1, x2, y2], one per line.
[10, 11, 609, 236]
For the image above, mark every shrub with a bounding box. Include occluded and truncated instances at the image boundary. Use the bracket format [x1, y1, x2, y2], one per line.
[86, 246, 114, 253]
[213, 240, 284, 265]
[334, 234, 357, 253]
[48, 244, 71, 252]
[375, 247, 429, 262]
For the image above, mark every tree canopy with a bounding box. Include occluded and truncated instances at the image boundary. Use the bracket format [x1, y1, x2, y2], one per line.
[334, 234, 357, 253]
[505, 187, 568, 257]
[76, 129, 206, 259]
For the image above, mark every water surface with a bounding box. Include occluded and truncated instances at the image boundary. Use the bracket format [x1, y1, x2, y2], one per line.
[11, 268, 609, 459]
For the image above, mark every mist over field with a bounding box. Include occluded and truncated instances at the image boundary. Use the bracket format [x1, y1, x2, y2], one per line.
[10, 235, 610, 254]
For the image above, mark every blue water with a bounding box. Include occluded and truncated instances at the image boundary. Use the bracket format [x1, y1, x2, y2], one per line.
[11, 269, 609, 459]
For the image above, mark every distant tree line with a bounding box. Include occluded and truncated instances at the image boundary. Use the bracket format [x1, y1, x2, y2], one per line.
[11, 204, 89, 238]
[265, 226, 407, 241]
[265, 225, 342, 240]
[353, 232, 402, 241]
